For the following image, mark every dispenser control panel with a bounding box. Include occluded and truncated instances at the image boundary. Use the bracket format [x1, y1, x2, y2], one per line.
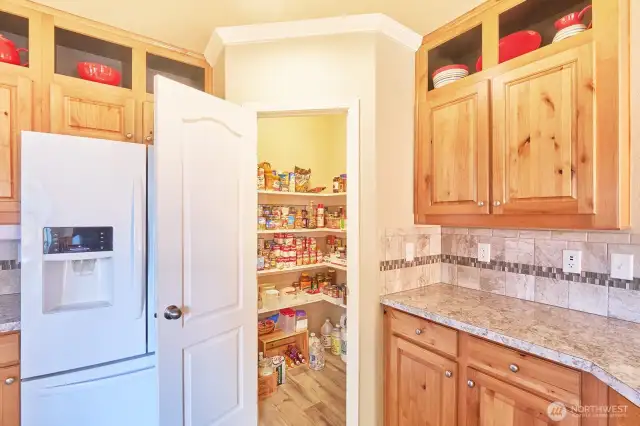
[43, 227, 114, 254]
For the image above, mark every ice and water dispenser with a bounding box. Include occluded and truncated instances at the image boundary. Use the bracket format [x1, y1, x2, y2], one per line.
[42, 226, 115, 313]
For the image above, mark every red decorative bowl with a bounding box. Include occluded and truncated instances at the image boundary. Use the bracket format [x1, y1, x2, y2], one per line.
[476, 30, 542, 71]
[77, 62, 121, 86]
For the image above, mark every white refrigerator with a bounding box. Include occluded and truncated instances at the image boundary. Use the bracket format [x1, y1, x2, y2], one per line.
[19, 76, 258, 426]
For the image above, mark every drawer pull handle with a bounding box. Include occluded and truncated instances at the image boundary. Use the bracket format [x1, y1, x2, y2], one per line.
[415, 328, 423, 335]
[509, 364, 519, 373]
[467, 380, 475, 388]
[445, 370, 453, 378]
[4, 377, 14, 385]
[478, 201, 485, 207]
[145, 135, 153, 142]
[126, 133, 133, 139]
[494, 201, 502, 207]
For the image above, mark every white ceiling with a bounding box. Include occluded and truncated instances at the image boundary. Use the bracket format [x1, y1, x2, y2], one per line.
[32, 0, 484, 52]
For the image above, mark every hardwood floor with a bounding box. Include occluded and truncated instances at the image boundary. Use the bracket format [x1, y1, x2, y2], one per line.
[259, 353, 346, 426]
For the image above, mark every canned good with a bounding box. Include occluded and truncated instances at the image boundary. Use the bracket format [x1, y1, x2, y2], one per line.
[273, 245, 281, 257]
[287, 257, 296, 268]
[296, 253, 303, 266]
[303, 252, 310, 265]
[310, 251, 317, 264]
[285, 233, 294, 246]
[276, 257, 285, 270]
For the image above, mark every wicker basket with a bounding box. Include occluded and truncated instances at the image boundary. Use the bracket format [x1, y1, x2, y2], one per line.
[258, 319, 276, 336]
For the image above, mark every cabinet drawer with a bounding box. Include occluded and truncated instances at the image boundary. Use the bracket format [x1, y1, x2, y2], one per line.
[387, 308, 457, 357]
[0, 333, 19, 367]
[467, 335, 580, 406]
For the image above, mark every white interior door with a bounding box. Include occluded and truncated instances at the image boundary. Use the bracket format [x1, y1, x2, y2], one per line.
[154, 76, 258, 426]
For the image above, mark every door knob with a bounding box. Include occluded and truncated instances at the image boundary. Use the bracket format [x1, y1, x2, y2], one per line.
[415, 328, 423, 336]
[4, 377, 14, 385]
[509, 364, 520, 373]
[145, 135, 153, 142]
[478, 201, 485, 207]
[164, 305, 183, 320]
[445, 370, 453, 378]
[467, 380, 475, 388]
[493, 201, 502, 207]
[125, 133, 133, 139]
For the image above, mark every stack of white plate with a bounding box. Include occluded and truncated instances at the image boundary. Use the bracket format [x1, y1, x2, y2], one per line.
[432, 65, 469, 89]
[552, 24, 586, 43]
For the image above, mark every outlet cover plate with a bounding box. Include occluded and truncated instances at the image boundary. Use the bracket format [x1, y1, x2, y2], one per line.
[405, 242, 415, 262]
[478, 243, 491, 262]
[563, 250, 582, 274]
[611, 253, 634, 280]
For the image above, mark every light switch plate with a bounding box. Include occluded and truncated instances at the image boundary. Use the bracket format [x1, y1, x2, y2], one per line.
[478, 243, 491, 262]
[563, 250, 582, 274]
[611, 253, 634, 280]
[405, 242, 415, 262]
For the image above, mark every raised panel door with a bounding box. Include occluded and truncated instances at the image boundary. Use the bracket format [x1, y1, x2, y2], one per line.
[0, 74, 32, 224]
[492, 43, 594, 215]
[465, 368, 579, 426]
[0, 364, 19, 426]
[387, 334, 457, 426]
[416, 80, 490, 216]
[49, 77, 135, 142]
[142, 101, 154, 144]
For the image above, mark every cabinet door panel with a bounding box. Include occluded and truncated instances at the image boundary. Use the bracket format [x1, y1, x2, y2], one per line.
[492, 43, 594, 215]
[0, 364, 20, 426]
[388, 335, 457, 426]
[465, 368, 579, 426]
[416, 80, 490, 215]
[49, 77, 135, 142]
[0, 74, 32, 224]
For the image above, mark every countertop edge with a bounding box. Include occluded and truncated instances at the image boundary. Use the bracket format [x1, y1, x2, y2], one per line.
[381, 297, 640, 407]
[0, 321, 20, 333]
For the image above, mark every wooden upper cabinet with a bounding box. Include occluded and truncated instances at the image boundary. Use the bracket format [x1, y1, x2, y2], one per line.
[142, 101, 154, 144]
[49, 78, 136, 142]
[416, 79, 490, 215]
[491, 42, 594, 216]
[0, 74, 32, 224]
[465, 368, 579, 426]
[387, 334, 457, 426]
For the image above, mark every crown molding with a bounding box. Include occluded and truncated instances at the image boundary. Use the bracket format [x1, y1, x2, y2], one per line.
[204, 13, 422, 66]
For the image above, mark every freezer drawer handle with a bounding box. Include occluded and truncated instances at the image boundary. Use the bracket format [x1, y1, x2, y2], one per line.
[164, 305, 183, 320]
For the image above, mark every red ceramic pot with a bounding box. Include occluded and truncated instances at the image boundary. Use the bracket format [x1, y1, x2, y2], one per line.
[77, 62, 122, 86]
[476, 30, 542, 71]
[555, 5, 592, 31]
[0, 34, 28, 66]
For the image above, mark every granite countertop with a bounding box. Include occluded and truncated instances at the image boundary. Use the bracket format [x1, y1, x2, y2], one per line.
[381, 283, 640, 407]
[0, 294, 20, 332]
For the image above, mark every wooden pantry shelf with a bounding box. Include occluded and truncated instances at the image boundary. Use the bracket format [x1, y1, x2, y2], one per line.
[257, 228, 345, 235]
[258, 293, 346, 314]
[258, 190, 346, 198]
[257, 262, 347, 277]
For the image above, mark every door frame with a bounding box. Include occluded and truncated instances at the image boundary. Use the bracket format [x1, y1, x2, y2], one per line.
[243, 99, 360, 426]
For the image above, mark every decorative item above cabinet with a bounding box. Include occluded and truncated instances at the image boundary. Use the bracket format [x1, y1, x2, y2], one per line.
[414, 0, 630, 230]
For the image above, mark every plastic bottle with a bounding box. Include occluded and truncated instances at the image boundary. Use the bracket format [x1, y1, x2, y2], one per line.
[317, 203, 325, 228]
[321, 318, 333, 351]
[340, 327, 347, 363]
[331, 324, 342, 356]
[309, 333, 325, 371]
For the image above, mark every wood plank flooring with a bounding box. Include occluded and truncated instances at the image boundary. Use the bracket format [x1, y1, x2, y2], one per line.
[259, 353, 346, 426]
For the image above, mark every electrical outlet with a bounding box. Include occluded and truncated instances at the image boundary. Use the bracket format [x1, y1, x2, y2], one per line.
[611, 253, 634, 280]
[405, 242, 415, 262]
[563, 250, 582, 274]
[478, 243, 491, 262]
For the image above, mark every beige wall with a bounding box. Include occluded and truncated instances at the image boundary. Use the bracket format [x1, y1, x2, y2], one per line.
[258, 114, 347, 191]
[222, 32, 416, 426]
[630, 1, 640, 230]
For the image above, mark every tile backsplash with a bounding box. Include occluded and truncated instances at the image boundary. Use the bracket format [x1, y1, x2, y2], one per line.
[0, 240, 20, 297]
[379, 226, 640, 324]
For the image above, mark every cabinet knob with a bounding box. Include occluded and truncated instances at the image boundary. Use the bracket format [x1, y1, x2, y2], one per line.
[125, 133, 133, 139]
[415, 328, 423, 336]
[509, 364, 519, 373]
[4, 377, 15, 385]
[493, 201, 502, 207]
[467, 379, 475, 388]
[445, 370, 453, 378]
[145, 135, 153, 142]
[478, 201, 485, 207]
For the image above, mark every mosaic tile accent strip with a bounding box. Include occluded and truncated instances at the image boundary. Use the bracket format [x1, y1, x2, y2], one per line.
[441, 255, 640, 290]
[380, 254, 441, 271]
[0, 261, 20, 271]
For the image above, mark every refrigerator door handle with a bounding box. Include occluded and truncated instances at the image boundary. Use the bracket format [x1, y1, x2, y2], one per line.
[131, 178, 146, 319]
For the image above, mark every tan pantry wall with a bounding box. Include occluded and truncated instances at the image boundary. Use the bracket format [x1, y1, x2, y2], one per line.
[258, 114, 347, 191]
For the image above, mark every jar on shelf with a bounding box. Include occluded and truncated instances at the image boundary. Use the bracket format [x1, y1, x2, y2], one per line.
[299, 273, 312, 291]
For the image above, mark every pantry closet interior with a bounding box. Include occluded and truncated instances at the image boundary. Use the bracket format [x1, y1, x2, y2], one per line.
[256, 111, 349, 426]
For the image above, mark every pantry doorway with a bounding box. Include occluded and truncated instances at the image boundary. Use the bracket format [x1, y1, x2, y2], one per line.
[247, 99, 360, 426]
